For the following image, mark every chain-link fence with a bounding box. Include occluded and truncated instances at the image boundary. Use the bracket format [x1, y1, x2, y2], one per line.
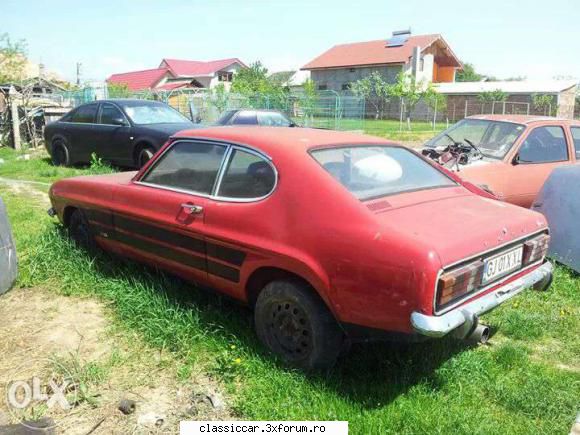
[52, 85, 579, 145]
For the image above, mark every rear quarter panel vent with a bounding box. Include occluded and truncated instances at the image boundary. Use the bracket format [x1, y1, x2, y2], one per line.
[366, 200, 392, 212]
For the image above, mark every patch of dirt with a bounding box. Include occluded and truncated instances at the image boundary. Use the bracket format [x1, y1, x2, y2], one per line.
[0, 287, 231, 434]
[0, 178, 51, 207]
[529, 340, 580, 373]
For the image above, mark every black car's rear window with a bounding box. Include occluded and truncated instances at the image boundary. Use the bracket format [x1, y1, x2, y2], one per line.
[312, 146, 456, 200]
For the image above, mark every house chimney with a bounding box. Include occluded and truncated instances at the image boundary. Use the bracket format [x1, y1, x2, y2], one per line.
[411, 46, 421, 78]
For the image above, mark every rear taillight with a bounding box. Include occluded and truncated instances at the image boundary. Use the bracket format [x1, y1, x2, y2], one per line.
[523, 234, 550, 265]
[437, 260, 484, 307]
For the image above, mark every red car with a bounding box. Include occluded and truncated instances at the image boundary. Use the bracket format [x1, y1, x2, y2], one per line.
[48, 127, 553, 369]
[423, 115, 580, 207]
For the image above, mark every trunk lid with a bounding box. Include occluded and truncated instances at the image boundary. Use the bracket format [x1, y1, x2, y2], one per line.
[369, 187, 547, 266]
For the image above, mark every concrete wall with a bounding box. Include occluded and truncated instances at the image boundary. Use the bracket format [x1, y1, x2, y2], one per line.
[557, 87, 576, 119]
[443, 92, 577, 121]
[310, 65, 402, 92]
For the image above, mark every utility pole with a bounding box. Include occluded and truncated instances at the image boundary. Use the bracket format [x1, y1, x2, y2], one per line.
[76, 62, 82, 86]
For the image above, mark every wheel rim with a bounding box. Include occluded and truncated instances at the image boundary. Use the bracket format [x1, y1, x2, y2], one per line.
[267, 301, 313, 360]
[139, 149, 153, 167]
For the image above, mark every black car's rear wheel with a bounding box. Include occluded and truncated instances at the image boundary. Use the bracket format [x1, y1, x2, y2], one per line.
[68, 210, 98, 255]
[51, 140, 70, 167]
[137, 146, 155, 168]
[255, 280, 343, 370]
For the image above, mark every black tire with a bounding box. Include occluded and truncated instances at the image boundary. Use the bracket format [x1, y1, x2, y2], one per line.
[51, 140, 70, 167]
[136, 146, 155, 168]
[255, 280, 343, 370]
[68, 210, 98, 255]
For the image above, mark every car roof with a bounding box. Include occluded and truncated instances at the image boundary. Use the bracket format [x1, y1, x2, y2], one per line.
[77, 99, 166, 107]
[467, 114, 580, 125]
[172, 126, 396, 158]
[234, 109, 287, 114]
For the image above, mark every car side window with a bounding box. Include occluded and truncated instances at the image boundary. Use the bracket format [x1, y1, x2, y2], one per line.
[232, 111, 257, 125]
[217, 149, 276, 199]
[257, 112, 292, 127]
[71, 104, 98, 123]
[141, 141, 226, 195]
[517, 126, 568, 163]
[100, 103, 125, 125]
[571, 127, 580, 159]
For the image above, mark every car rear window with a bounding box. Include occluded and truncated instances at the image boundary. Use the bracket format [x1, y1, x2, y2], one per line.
[311, 146, 456, 200]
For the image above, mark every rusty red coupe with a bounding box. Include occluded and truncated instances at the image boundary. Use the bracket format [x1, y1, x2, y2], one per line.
[48, 127, 553, 368]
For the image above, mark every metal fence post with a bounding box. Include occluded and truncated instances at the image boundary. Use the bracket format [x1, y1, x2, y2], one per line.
[433, 98, 437, 130]
[464, 101, 468, 119]
[526, 103, 530, 115]
[502, 101, 506, 114]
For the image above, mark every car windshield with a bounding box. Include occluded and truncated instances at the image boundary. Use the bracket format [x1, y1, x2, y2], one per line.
[123, 103, 191, 125]
[312, 146, 456, 200]
[426, 119, 525, 159]
[216, 110, 237, 125]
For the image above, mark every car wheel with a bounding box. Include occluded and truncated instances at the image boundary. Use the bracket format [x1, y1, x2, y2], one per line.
[68, 210, 98, 255]
[137, 146, 155, 168]
[254, 280, 343, 370]
[51, 140, 70, 167]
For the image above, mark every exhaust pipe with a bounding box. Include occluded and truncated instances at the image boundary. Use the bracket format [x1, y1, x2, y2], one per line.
[467, 323, 490, 345]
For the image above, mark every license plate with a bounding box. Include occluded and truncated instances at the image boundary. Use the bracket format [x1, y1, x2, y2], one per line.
[482, 246, 523, 285]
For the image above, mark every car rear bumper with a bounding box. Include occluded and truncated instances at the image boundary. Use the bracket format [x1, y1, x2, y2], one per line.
[410, 261, 553, 338]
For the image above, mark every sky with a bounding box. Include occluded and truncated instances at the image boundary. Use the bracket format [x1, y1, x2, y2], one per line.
[3, 0, 579, 83]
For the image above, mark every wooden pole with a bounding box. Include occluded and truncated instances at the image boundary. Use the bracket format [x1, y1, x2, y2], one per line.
[9, 87, 21, 150]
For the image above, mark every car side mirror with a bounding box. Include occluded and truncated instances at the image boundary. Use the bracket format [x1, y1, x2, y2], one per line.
[512, 154, 520, 165]
[111, 117, 127, 126]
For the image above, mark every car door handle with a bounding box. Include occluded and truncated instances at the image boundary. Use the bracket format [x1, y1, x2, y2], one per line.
[181, 203, 204, 215]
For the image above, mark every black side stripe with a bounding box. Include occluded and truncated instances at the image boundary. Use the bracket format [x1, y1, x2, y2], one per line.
[103, 224, 207, 272]
[207, 243, 246, 267]
[88, 211, 244, 283]
[85, 208, 113, 227]
[207, 260, 240, 283]
[115, 214, 205, 255]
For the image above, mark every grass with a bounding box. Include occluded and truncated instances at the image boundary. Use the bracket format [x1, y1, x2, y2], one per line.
[1, 149, 579, 434]
[0, 146, 115, 184]
[305, 118, 447, 144]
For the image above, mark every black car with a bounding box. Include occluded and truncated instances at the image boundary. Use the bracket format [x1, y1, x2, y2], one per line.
[44, 99, 196, 168]
[215, 109, 298, 127]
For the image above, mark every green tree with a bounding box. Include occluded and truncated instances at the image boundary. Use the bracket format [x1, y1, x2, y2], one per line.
[210, 83, 230, 113]
[456, 62, 484, 82]
[231, 61, 289, 109]
[298, 79, 318, 126]
[0, 33, 27, 83]
[107, 82, 131, 98]
[424, 89, 447, 126]
[478, 89, 508, 102]
[231, 61, 271, 95]
[350, 72, 392, 119]
[532, 94, 555, 116]
[390, 72, 433, 130]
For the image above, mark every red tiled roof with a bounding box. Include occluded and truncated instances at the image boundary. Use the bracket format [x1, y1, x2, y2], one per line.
[161, 58, 246, 77]
[107, 68, 169, 91]
[302, 34, 441, 70]
[155, 81, 192, 91]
